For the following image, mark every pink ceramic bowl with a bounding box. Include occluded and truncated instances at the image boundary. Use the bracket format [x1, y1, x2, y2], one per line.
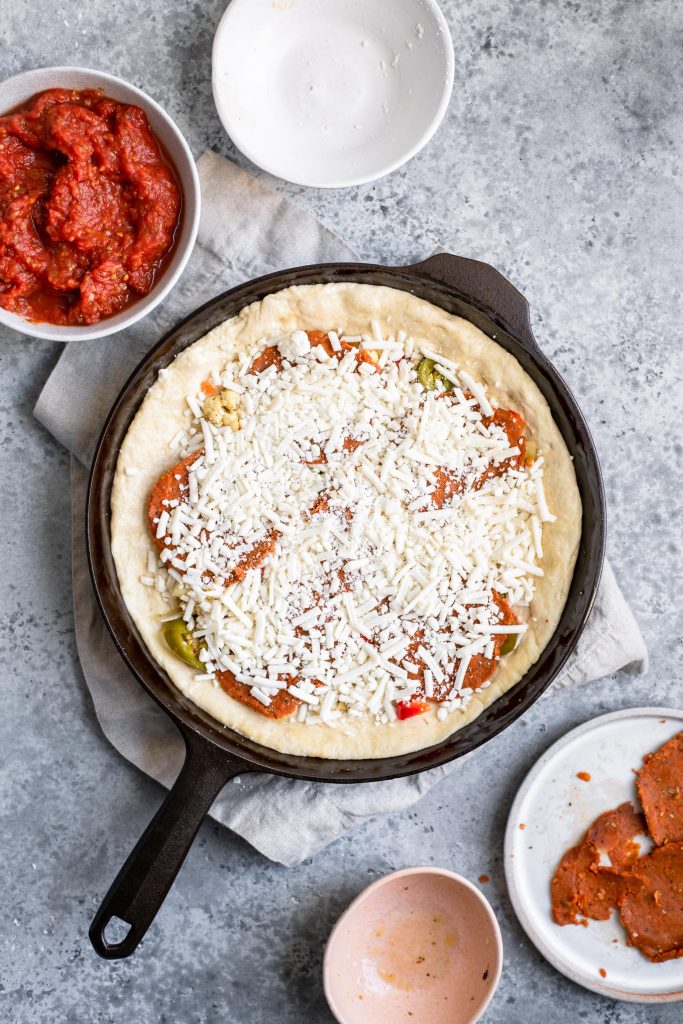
[324, 867, 503, 1024]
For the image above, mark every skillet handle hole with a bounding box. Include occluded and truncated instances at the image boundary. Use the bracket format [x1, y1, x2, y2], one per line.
[90, 909, 140, 959]
[103, 916, 133, 946]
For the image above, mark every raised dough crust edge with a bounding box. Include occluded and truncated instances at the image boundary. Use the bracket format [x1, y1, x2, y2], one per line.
[111, 282, 582, 759]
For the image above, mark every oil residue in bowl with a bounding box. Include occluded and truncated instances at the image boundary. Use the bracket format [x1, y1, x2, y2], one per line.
[362, 907, 460, 994]
[325, 871, 501, 1024]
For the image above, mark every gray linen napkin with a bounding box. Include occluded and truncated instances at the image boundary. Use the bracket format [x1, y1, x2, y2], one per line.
[35, 151, 648, 867]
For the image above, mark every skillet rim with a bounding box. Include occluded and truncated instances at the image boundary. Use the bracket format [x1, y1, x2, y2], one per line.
[86, 257, 606, 783]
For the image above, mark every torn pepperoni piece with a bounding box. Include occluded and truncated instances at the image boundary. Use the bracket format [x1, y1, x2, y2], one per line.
[249, 344, 283, 375]
[307, 330, 375, 365]
[432, 466, 464, 509]
[619, 842, 683, 963]
[586, 802, 646, 872]
[251, 330, 378, 390]
[308, 494, 330, 516]
[307, 329, 338, 358]
[636, 731, 683, 846]
[552, 841, 624, 926]
[343, 437, 364, 453]
[300, 329, 378, 368]
[224, 531, 280, 586]
[551, 803, 646, 926]
[431, 400, 527, 506]
[303, 434, 366, 466]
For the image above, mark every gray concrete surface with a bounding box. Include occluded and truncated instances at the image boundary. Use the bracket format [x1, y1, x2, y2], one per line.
[1, 1, 682, 1021]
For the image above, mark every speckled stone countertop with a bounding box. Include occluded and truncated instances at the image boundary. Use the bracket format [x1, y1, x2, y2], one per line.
[1, 2, 682, 1022]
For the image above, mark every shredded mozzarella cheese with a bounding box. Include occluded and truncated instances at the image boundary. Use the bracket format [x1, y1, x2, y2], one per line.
[150, 329, 552, 729]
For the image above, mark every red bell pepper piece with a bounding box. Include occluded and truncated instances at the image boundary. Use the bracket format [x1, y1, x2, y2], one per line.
[395, 700, 430, 721]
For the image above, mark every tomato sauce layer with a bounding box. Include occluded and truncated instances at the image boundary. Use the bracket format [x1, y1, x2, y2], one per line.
[0, 88, 181, 325]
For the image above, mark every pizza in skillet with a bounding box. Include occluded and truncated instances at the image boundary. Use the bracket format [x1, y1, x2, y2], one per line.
[111, 283, 581, 758]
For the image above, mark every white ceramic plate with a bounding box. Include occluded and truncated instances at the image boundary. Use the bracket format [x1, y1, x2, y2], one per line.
[212, 0, 454, 188]
[505, 708, 683, 1003]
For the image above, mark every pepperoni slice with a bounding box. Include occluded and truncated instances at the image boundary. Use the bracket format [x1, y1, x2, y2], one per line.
[636, 731, 683, 846]
[619, 842, 683, 963]
[551, 803, 646, 926]
[148, 451, 202, 553]
[399, 592, 520, 700]
[552, 841, 624, 926]
[483, 407, 527, 473]
[148, 450, 278, 580]
[215, 671, 300, 719]
[587, 802, 646, 872]
[432, 400, 527, 504]
[432, 466, 463, 509]
[303, 435, 366, 467]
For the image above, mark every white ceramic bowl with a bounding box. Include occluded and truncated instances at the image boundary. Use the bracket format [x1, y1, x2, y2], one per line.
[212, 0, 454, 188]
[323, 867, 503, 1024]
[0, 66, 200, 342]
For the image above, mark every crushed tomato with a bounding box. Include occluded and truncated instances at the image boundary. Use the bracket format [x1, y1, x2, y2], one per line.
[0, 88, 181, 325]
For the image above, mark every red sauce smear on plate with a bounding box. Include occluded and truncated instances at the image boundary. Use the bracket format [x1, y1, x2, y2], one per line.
[0, 88, 181, 325]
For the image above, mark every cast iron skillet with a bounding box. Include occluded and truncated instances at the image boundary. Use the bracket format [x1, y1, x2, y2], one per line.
[87, 253, 605, 959]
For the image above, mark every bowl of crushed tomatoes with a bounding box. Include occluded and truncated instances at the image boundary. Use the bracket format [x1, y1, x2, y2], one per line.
[0, 66, 200, 341]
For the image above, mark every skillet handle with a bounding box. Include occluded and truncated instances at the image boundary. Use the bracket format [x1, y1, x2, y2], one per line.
[404, 252, 539, 352]
[89, 729, 248, 959]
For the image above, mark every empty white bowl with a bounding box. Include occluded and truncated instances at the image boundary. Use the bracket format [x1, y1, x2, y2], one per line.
[0, 66, 200, 342]
[324, 867, 503, 1024]
[212, 0, 454, 188]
